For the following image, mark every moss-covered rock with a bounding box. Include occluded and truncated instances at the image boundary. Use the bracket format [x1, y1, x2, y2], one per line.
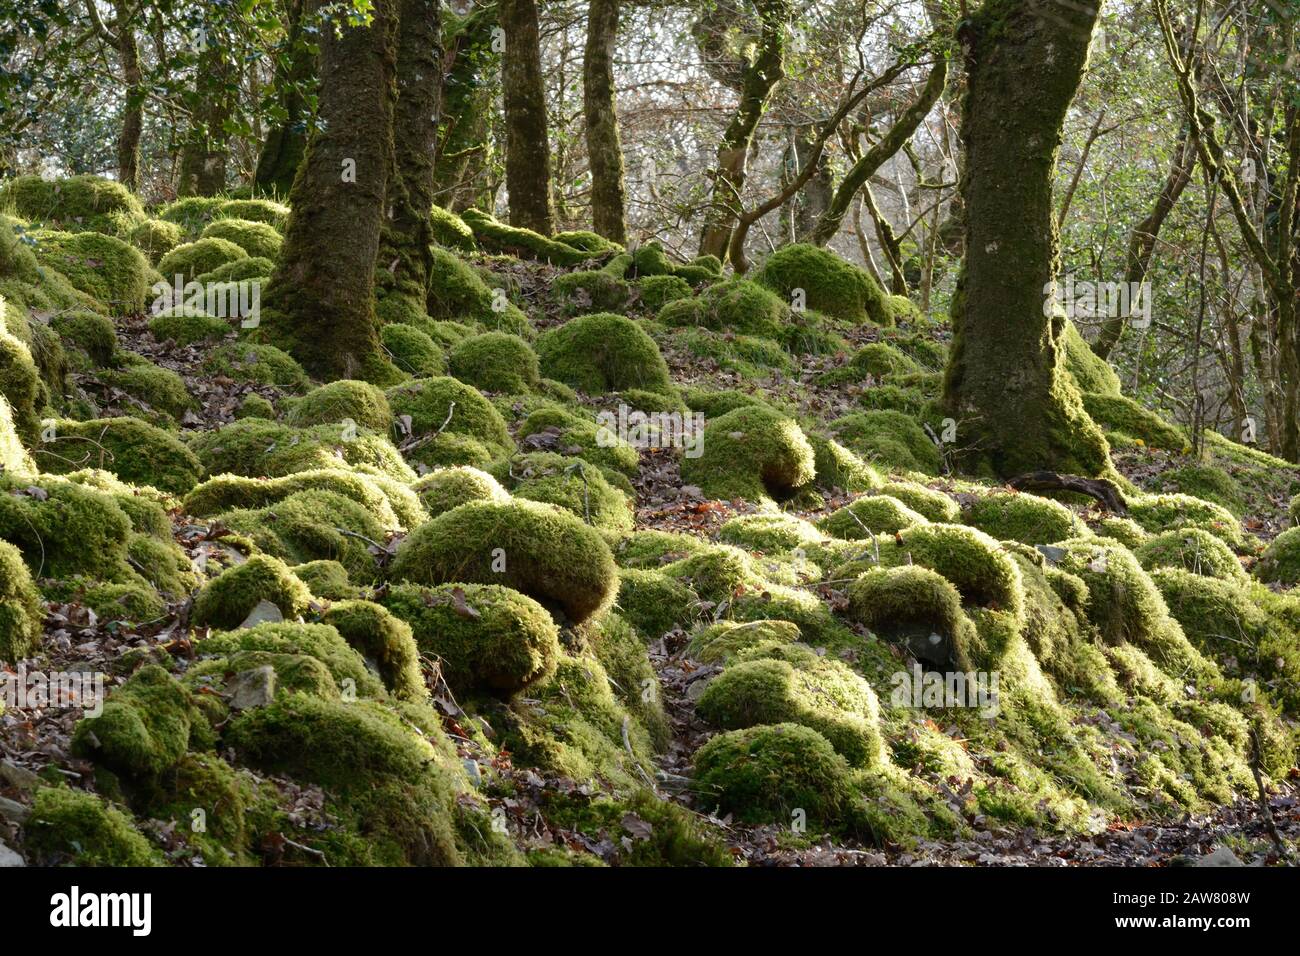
[23, 786, 161, 866]
[102, 356, 197, 421]
[637, 274, 693, 311]
[127, 217, 185, 263]
[389, 498, 618, 624]
[493, 451, 633, 531]
[1, 174, 145, 235]
[285, 379, 393, 433]
[202, 342, 309, 391]
[29, 229, 153, 312]
[157, 237, 249, 284]
[615, 567, 701, 639]
[679, 405, 816, 504]
[317, 600, 425, 700]
[687, 619, 801, 664]
[1153, 463, 1247, 517]
[1135, 528, 1247, 583]
[201, 218, 283, 260]
[410, 465, 510, 517]
[658, 278, 788, 337]
[0, 473, 136, 581]
[878, 479, 960, 522]
[536, 312, 673, 395]
[198, 621, 385, 700]
[755, 242, 892, 324]
[185, 467, 421, 532]
[820, 494, 928, 539]
[553, 268, 632, 315]
[718, 513, 825, 552]
[386, 375, 512, 455]
[157, 196, 226, 236]
[381, 322, 444, 377]
[425, 246, 531, 335]
[0, 539, 43, 662]
[148, 307, 231, 345]
[1255, 527, 1300, 586]
[34, 417, 202, 495]
[830, 410, 942, 475]
[187, 419, 413, 482]
[520, 405, 639, 477]
[460, 208, 590, 265]
[692, 723, 854, 825]
[51, 309, 117, 365]
[190, 554, 315, 630]
[962, 490, 1079, 545]
[847, 565, 978, 670]
[429, 203, 476, 250]
[217, 198, 290, 230]
[194, 256, 275, 285]
[1083, 392, 1186, 451]
[448, 331, 540, 393]
[1127, 493, 1247, 551]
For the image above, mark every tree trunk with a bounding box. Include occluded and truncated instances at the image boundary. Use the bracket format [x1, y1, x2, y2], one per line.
[941, 0, 1110, 478]
[792, 124, 832, 241]
[114, 0, 142, 192]
[254, 0, 315, 197]
[584, 0, 626, 243]
[377, 0, 442, 316]
[261, 0, 401, 383]
[433, 9, 498, 211]
[177, 30, 231, 196]
[697, 0, 788, 260]
[501, 0, 553, 233]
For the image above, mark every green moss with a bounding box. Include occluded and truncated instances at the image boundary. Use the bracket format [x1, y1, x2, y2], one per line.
[1093, 515, 1148, 548]
[520, 406, 639, 477]
[1061, 320, 1121, 395]
[194, 256, 275, 284]
[658, 278, 788, 337]
[71, 665, 210, 781]
[202, 342, 309, 391]
[962, 490, 1079, 545]
[448, 331, 540, 393]
[429, 203, 476, 251]
[1127, 493, 1247, 551]
[752, 242, 890, 325]
[687, 619, 801, 664]
[830, 410, 942, 475]
[692, 723, 854, 825]
[835, 342, 924, 382]
[0, 328, 43, 445]
[0, 473, 136, 581]
[217, 199, 289, 230]
[820, 494, 928, 539]
[200, 218, 282, 260]
[553, 269, 632, 315]
[103, 356, 197, 421]
[1154, 464, 1248, 518]
[1135, 528, 1247, 582]
[460, 208, 589, 265]
[190, 554, 314, 630]
[0, 540, 42, 662]
[410, 465, 510, 517]
[386, 375, 512, 454]
[291, 559, 354, 599]
[186, 467, 420, 532]
[187, 419, 413, 482]
[157, 237, 249, 284]
[389, 498, 618, 625]
[380, 322, 444, 377]
[679, 405, 816, 504]
[235, 394, 276, 420]
[317, 600, 424, 700]
[891, 523, 1024, 617]
[0, 394, 34, 474]
[427, 247, 517, 326]
[1, 175, 145, 235]
[128, 533, 198, 597]
[285, 380, 393, 433]
[495, 451, 633, 531]
[28, 229, 152, 312]
[718, 513, 824, 552]
[1255, 527, 1300, 586]
[148, 307, 230, 345]
[847, 565, 978, 670]
[79, 580, 165, 621]
[23, 786, 161, 866]
[1082, 392, 1186, 451]
[806, 433, 882, 493]
[34, 417, 202, 495]
[613, 528, 709, 568]
[381, 582, 559, 696]
[637, 274, 693, 311]
[199, 621, 386, 700]
[536, 312, 673, 395]
[877, 480, 960, 522]
[50, 309, 117, 366]
[157, 196, 225, 235]
[616, 567, 702, 639]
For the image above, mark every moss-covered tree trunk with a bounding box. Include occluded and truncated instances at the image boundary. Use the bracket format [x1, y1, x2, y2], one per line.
[376, 0, 442, 319]
[501, 0, 554, 233]
[261, 0, 400, 383]
[177, 30, 231, 197]
[941, 0, 1109, 478]
[434, 9, 498, 211]
[254, 0, 315, 197]
[792, 124, 832, 242]
[113, 0, 142, 193]
[583, 0, 626, 243]
[697, 0, 788, 260]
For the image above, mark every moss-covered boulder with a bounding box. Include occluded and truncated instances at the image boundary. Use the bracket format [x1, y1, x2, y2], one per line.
[381, 322, 445, 377]
[717, 513, 825, 553]
[410, 465, 510, 517]
[190, 554, 315, 630]
[22, 787, 161, 866]
[1126, 493, 1247, 551]
[0, 327, 42, 446]
[820, 494, 928, 539]
[878, 479, 960, 522]
[389, 498, 618, 624]
[102, 356, 198, 422]
[448, 331, 540, 393]
[657, 278, 788, 337]
[962, 490, 1079, 545]
[317, 600, 425, 700]
[34, 417, 203, 495]
[198, 621, 386, 700]
[536, 312, 673, 395]
[460, 208, 590, 266]
[1135, 528, 1247, 583]
[1082, 392, 1186, 451]
[847, 565, 979, 670]
[148, 307, 231, 345]
[687, 619, 802, 664]
[202, 342, 309, 391]
[0, 539, 43, 662]
[381, 582, 559, 695]
[157, 237, 249, 284]
[286, 379, 393, 433]
[1255, 527, 1300, 586]
[0, 174, 145, 235]
[200, 218, 283, 260]
[127, 217, 185, 263]
[1152, 463, 1247, 517]
[553, 268, 632, 315]
[216, 489, 387, 580]
[494, 451, 633, 531]
[425, 245, 530, 333]
[217, 198, 290, 230]
[830, 410, 942, 475]
[186, 467, 422, 532]
[0, 473, 135, 581]
[754, 242, 892, 324]
[187, 419, 413, 482]
[31, 230, 154, 312]
[386, 375, 513, 456]
[51, 308, 118, 365]
[679, 405, 815, 504]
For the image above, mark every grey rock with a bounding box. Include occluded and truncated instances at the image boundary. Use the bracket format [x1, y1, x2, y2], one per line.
[228, 665, 277, 711]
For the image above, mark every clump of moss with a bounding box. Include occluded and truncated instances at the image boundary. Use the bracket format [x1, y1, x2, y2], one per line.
[495, 451, 633, 531]
[535, 312, 673, 395]
[692, 723, 854, 825]
[448, 331, 540, 393]
[187, 419, 412, 482]
[658, 278, 788, 337]
[1153, 463, 1247, 517]
[1255, 527, 1300, 586]
[0, 540, 43, 662]
[199, 621, 386, 700]
[718, 513, 825, 552]
[553, 268, 632, 315]
[50, 309, 117, 366]
[962, 490, 1079, 545]
[23, 786, 161, 866]
[637, 274, 693, 311]
[806, 433, 882, 493]
[202, 342, 309, 391]
[185, 467, 420, 532]
[386, 375, 513, 455]
[190, 554, 315, 630]
[235, 393, 276, 420]
[285, 379, 393, 433]
[217, 198, 289, 229]
[0, 394, 34, 474]
[71, 664, 211, 781]
[615, 567, 701, 638]
[699, 644, 885, 767]
[461, 208, 590, 265]
[410, 465, 510, 517]
[820, 494, 928, 539]
[520, 405, 639, 477]
[157, 237, 249, 284]
[1, 174, 145, 235]
[614, 528, 710, 568]
[1082, 392, 1186, 451]
[1135, 528, 1247, 582]
[1060, 320, 1121, 395]
[381, 322, 444, 377]
[148, 307, 230, 345]
[1127, 492, 1247, 551]
[679, 405, 816, 504]
[830, 410, 942, 475]
[847, 565, 978, 670]
[317, 600, 424, 700]
[878, 479, 960, 522]
[291, 559, 354, 599]
[102, 355, 197, 422]
[389, 498, 618, 624]
[1093, 515, 1148, 548]
[30, 229, 153, 312]
[382, 582, 559, 695]
[127, 217, 185, 263]
[157, 196, 226, 235]
[0, 327, 41, 445]
[200, 218, 282, 260]
[429, 203, 476, 250]
[34, 417, 202, 494]
[754, 242, 892, 324]
[687, 619, 801, 664]
[0, 473, 136, 580]
[425, 246, 529, 332]
[194, 256, 275, 284]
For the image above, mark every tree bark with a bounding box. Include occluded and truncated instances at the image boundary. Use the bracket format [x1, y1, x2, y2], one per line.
[254, 0, 315, 197]
[377, 0, 442, 312]
[501, 0, 554, 233]
[583, 0, 626, 243]
[434, 8, 498, 211]
[261, 0, 401, 383]
[792, 124, 832, 241]
[177, 27, 231, 196]
[941, 0, 1110, 478]
[113, 0, 142, 192]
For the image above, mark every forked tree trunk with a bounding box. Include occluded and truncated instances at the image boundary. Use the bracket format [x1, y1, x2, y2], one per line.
[941, 0, 1110, 477]
[584, 0, 626, 243]
[501, 0, 554, 233]
[261, 0, 401, 383]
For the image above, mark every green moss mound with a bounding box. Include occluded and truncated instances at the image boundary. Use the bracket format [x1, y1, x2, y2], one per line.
[23, 787, 161, 866]
[494, 451, 633, 531]
[830, 410, 942, 475]
[190, 554, 315, 630]
[847, 565, 977, 670]
[200, 218, 282, 261]
[1135, 528, 1247, 582]
[679, 405, 815, 503]
[692, 723, 854, 825]
[35, 417, 202, 494]
[1154, 463, 1247, 518]
[658, 278, 788, 337]
[31, 230, 154, 312]
[1, 174, 145, 235]
[1126, 493, 1247, 551]
[1255, 527, 1300, 586]
[317, 600, 425, 700]
[286, 379, 393, 433]
[198, 621, 386, 700]
[157, 196, 225, 235]
[553, 268, 631, 315]
[187, 419, 412, 482]
[194, 256, 275, 284]
[381, 322, 444, 377]
[962, 490, 1079, 545]
[536, 312, 673, 395]
[410, 465, 510, 516]
[429, 203, 476, 250]
[389, 498, 618, 624]
[202, 342, 309, 391]
[51, 309, 117, 365]
[687, 619, 802, 664]
[0, 539, 43, 662]
[820, 494, 928, 539]
[460, 208, 590, 266]
[148, 307, 230, 345]
[382, 582, 559, 695]
[1083, 392, 1186, 451]
[638, 274, 693, 311]
[185, 467, 421, 532]
[0, 473, 141, 580]
[217, 198, 290, 230]
[102, 356, 197, 422]
[807, 433, 883, 493]
[448, 331, 540, 393]
[157, 237, 249, 284]
[718, 513, 825, 552]
[615, 567, 701, 639]
[385, 375, 512, 454]
[127, 217, 185, 263]
[755, 242, 891, 323]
